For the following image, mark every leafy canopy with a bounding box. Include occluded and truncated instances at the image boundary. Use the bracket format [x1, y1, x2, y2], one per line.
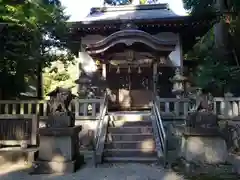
[183, 0, 240, 95]
[0, 0, 74, 98]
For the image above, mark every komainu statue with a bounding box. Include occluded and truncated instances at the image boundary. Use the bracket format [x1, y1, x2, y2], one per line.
[47, 87, 75, 115]
[46, 87, 76, 127]
[186, 95, 219, 134]
[182, 92, 228, 165]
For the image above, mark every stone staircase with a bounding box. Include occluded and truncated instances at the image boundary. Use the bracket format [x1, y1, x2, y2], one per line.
[103, 112, 158, 163]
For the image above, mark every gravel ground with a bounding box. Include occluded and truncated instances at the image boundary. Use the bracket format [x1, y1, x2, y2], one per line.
[0, 162, 185, 180]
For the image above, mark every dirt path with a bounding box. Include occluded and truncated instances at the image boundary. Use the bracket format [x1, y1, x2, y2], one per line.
[0, 163, 185, 180]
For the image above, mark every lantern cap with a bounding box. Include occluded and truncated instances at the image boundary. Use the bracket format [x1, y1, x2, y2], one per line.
[172, 89, 184, 94]
[170, 68, 187, 82]
[46, 87, 75, 97]
[75, 73, 92, 84]
[224, 91, 233, 97]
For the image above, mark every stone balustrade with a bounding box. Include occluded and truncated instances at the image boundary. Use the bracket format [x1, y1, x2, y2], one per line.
[1, 95, 240, 120]
[0, 98, 104, 120]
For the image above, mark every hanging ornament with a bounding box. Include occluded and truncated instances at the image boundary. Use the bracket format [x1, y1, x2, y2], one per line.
[116, 66, 120, 74]
[138, 66, 142, 74]
[95, 60, 101, 66]
[128, 65, 131, 73]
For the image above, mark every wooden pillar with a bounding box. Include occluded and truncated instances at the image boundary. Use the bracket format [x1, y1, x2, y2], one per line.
[179, 36, 184, 73]
[77, 43, 83, 94]
[153, 61, 158, 95]
[102, 64, 106, 80]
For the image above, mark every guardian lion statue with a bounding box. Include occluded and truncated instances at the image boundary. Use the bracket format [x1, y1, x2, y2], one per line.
[47, 87, 75, 115]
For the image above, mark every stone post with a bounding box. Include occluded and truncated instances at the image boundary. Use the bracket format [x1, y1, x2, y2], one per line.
[224, 91, 234, 118]
[153, 62, 158, 95]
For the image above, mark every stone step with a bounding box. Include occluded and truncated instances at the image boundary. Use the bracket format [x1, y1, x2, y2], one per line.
[105, 140, 156, 150]
[110, 120, 152, 127]
[106, 133, 154, 142]
[109, 111, 151, 115]
[104, 157, 158, 163]
[108, 126, 153, 134]
[110, 113, 150, 121]
[103, 149, 157, 158]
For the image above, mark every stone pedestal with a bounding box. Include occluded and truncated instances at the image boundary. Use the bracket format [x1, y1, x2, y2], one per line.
[228, 154, 240, 175]
[46, 113, 75, 128]
[180, 128, 228, 164]
[31, 126, 82, 174]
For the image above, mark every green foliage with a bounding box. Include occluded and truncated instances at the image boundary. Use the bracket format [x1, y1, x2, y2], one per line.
[42, 59, 77, 97]
[140, 0, 147, 4]
[183, 0, 215, 14]
[53, 72, 70, 81]
[183, 0, 240, 95]
[0, 0, 74, 99]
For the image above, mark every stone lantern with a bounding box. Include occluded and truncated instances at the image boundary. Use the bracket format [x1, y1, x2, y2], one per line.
[75, 73, 92, 85]
[170, 68, 187, 98]
[75, 73, 92, 97]
[90, 75, 107, 97]
[75, 72, 107, 98]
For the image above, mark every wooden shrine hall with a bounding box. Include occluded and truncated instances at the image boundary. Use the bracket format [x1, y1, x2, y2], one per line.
[68, 4, 215, 110]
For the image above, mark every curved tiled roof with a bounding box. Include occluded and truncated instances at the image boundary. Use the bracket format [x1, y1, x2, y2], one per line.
[86, 29, 177, 54]
[79, 4, 187, 23]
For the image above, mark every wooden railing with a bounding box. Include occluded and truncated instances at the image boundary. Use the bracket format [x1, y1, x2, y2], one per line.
[0, 98, 104, 120]
[0, 115, 38, 147]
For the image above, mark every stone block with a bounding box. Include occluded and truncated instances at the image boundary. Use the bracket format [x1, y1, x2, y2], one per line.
[38, 126, 81, 162]
[180, 136, 228, 164]
[228, 154, 240, 175]
[186, 111, 219, 129]
[0, 151, 27, 165]
[31, 160, 77, 174]
[38, 136, 76, 162]
[46, 113, 75, 128]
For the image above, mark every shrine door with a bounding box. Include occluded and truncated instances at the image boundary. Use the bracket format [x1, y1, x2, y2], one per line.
[107, 66, 153, 110]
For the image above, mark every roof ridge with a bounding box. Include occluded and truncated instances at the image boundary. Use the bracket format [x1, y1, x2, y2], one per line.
[90, 4, 169, 14]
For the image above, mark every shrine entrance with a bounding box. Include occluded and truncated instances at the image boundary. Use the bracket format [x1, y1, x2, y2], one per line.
[83, 29, 177, 111]
[107, 64, 153, 110]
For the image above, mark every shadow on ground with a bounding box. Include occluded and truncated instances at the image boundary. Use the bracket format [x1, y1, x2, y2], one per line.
[0, 162, 186, 180]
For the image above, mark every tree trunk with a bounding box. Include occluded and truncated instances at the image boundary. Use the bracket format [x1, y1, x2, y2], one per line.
[214, 0, 232, 61]
[37, 63, 43, 99]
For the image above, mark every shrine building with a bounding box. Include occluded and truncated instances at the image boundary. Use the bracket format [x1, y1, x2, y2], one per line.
[68, 3, 215, 111]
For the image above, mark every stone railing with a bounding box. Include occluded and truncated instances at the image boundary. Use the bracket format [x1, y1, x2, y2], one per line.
[1, 95, 240, 120]
[156, 96, 190, 119]
[157, 96, 240, 120]
[213, 97, 240, 119]
[0, 98, 104, 120]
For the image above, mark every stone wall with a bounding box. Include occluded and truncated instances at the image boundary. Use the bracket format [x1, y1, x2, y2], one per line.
[75, 120, 98, 151]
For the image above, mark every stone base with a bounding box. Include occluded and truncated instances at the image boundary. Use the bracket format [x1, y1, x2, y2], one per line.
[30, 160, 78, 174]
[46, 113, 75, 128]
[38, 126, 81, 162]
[228, 153, 240, 175]
[0, 147, 37, 167]
[180, 136, 228, 164]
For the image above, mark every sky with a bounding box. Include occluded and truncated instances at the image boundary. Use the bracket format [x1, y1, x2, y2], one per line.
[60, 0, 188, 22]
